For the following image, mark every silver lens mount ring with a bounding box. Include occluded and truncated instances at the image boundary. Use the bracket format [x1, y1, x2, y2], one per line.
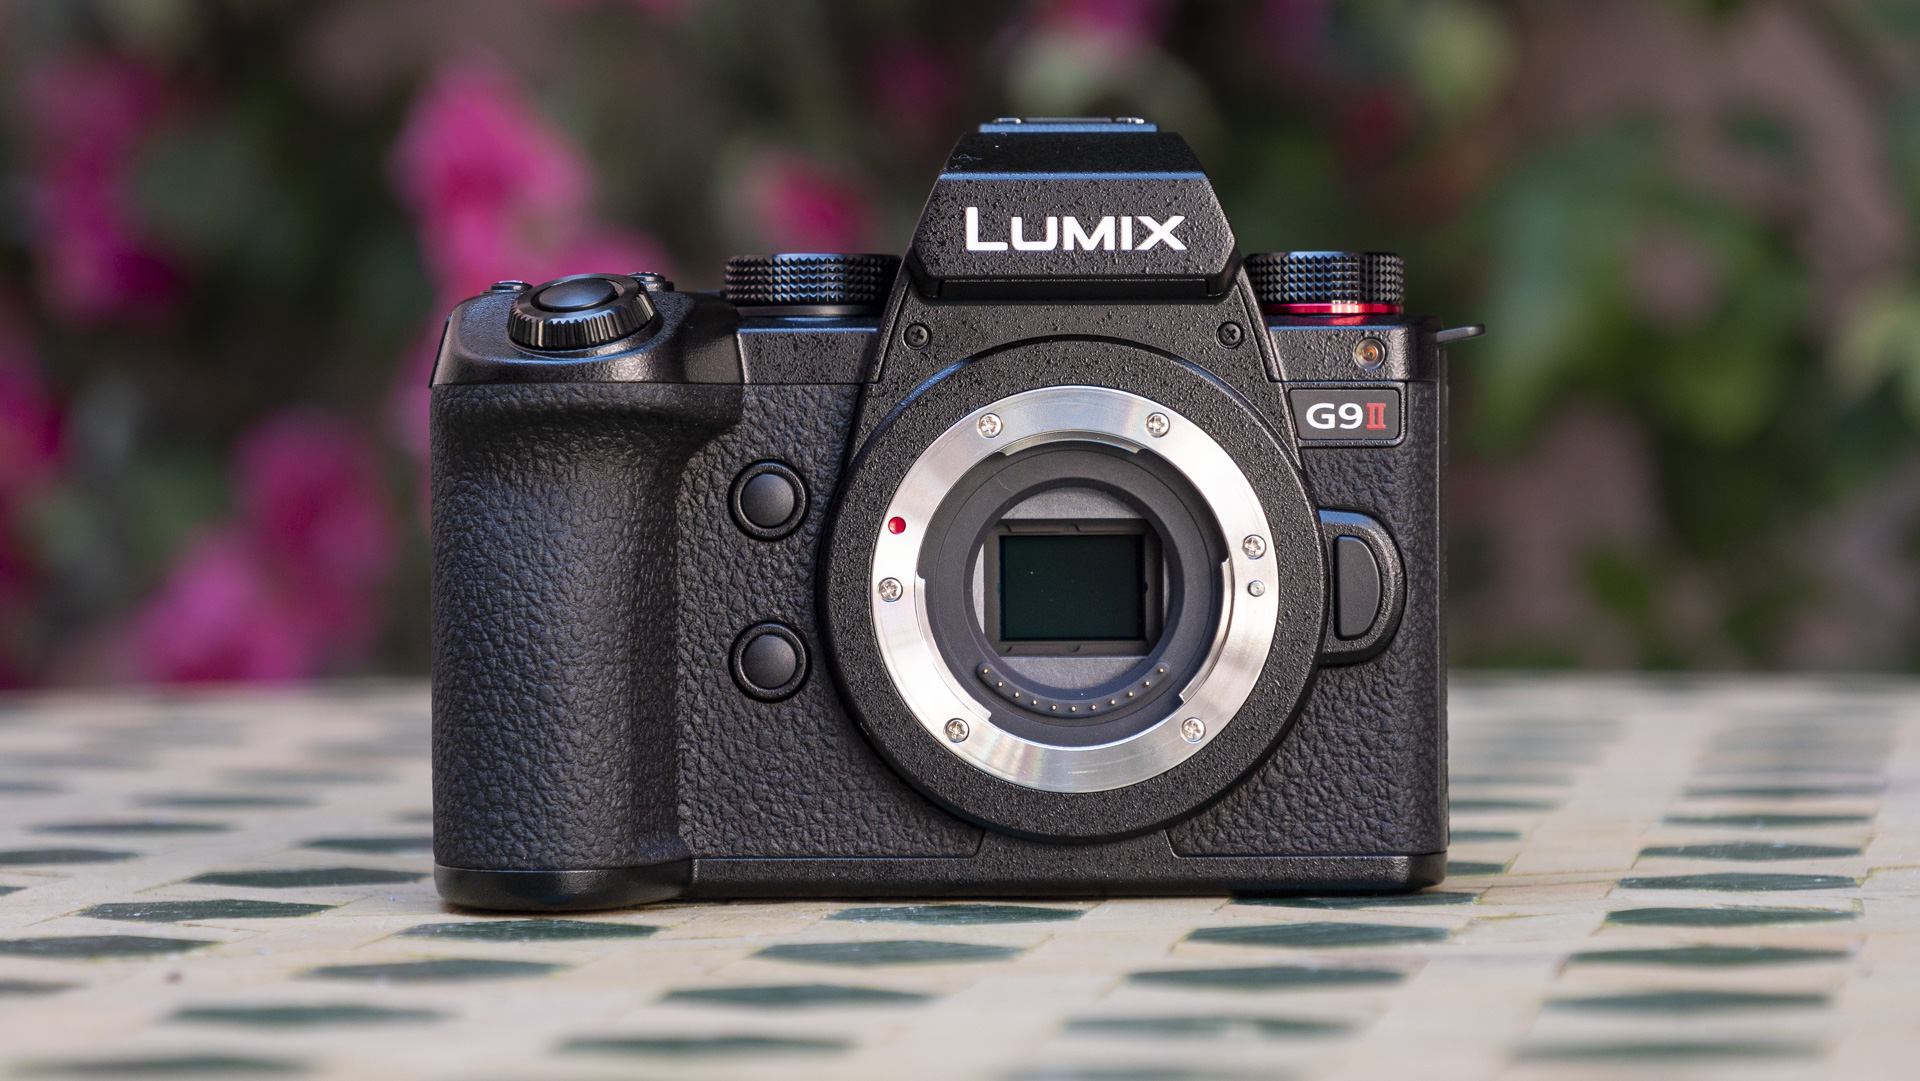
[870, 385, 1279, 793]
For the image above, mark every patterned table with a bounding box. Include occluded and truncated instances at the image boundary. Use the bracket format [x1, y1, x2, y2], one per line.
[0, 676, 1912, 1079]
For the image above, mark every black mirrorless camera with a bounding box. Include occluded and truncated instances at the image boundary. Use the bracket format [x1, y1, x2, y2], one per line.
[430, 118, 1477, 911]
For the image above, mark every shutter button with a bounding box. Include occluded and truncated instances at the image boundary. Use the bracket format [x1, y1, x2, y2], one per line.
[507, 273, 655, 350]
[535, 277, 618, 311]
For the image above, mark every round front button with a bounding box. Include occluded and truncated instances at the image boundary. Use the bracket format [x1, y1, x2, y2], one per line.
[739, 473, 797, 529]
[730, 623, 808, 701]
[729, 462, 807, 540]
[741, 635, 797, 689]
[535, 277, 618, 311]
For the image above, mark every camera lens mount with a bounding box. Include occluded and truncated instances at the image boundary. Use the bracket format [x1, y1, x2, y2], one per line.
[869, 386, 1278, 794]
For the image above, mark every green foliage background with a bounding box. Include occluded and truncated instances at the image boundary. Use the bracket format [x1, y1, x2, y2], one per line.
[5, 0, 1920, 679]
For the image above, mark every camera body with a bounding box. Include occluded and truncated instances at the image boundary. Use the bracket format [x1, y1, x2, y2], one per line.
[430, 119, 1459, 911]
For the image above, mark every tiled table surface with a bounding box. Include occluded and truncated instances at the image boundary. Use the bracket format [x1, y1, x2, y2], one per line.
[0, 675, 1913, 1080]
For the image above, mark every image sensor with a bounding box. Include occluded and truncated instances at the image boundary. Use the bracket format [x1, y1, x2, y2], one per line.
[997, 533, 1148, 644]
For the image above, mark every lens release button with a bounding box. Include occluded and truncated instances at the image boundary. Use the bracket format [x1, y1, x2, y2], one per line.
[1334, 536, 1381, 639]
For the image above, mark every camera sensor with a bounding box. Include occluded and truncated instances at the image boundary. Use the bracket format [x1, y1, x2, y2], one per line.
[990, 523, 1163, 658]
[999, 532, 1147, 644]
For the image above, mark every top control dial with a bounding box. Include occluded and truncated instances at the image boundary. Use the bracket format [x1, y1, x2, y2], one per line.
[507, 273, 657, 350]
[1246, 251, 1404, 315]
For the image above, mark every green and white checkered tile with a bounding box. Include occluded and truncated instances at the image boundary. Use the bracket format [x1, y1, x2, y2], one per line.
[0, 675, 1913, 1079]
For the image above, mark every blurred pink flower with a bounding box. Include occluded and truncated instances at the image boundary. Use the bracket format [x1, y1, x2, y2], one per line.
[387, 62, 672, 477]
[134, 529, 307, 683]
[1034, 0, 1168, 53]
[548, 0, 699, 15]
[0, 314, 61, 687]
[17, 55, 177, 325]
[0, 537, 40, 688]
[738, 153, 876, 254]
[236, 410, 397, 601]
[390, 64, 587, 299]
[868, 42, 955, 140]
[1339, 88, 1410, 168]
[0, 314, 62, 504]
[391, 63, 670, 305]
[1266, 0, 1331, 73]
[135, 410, 397, 683]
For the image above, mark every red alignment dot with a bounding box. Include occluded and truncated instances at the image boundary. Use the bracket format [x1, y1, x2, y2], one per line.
[887, 517, 906, 535]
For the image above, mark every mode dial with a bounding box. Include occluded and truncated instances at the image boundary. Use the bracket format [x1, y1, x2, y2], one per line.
[507, 273, 657, 350]
[1246, 251, 1404, 314]
[723, 253, 901, 315]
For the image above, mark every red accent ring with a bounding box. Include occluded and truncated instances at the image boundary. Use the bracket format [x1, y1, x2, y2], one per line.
[1271, 302, 1403, 315]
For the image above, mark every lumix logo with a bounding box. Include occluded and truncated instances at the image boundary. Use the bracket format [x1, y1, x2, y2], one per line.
[964, 207, 1187, 253]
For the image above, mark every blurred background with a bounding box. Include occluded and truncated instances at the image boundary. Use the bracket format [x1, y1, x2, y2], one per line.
[2, 0, 1919, 686]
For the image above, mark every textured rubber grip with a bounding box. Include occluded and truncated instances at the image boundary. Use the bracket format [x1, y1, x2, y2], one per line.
[431, 382, 741, 871]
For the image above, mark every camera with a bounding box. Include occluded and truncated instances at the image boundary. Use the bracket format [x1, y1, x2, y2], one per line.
[430, 118, 1475, 911]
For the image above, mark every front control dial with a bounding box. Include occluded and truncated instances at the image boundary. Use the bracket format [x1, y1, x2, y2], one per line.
[1246, 251, 1405, 315]
[507, 273, 657, 350]
[722, 253, 901, 315]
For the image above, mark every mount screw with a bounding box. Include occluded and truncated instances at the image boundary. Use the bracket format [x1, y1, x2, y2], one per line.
[1242, 535, 1267, 559]
[1145, 412, 1170, 437]
[1181, 718, 1205, 743]
[1217, 322, 1244, 347]
[945, 718, 970, 742]
[904, 323, 931, 349]
[877, 577, 903, 602]
[977, 413, 1003, 438]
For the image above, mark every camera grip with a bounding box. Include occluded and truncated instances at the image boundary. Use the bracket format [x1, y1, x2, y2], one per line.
[431, 382, 740, 875]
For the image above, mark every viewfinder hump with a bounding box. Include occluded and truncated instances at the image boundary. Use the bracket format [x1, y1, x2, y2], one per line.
[906, 118, 1236, 300]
